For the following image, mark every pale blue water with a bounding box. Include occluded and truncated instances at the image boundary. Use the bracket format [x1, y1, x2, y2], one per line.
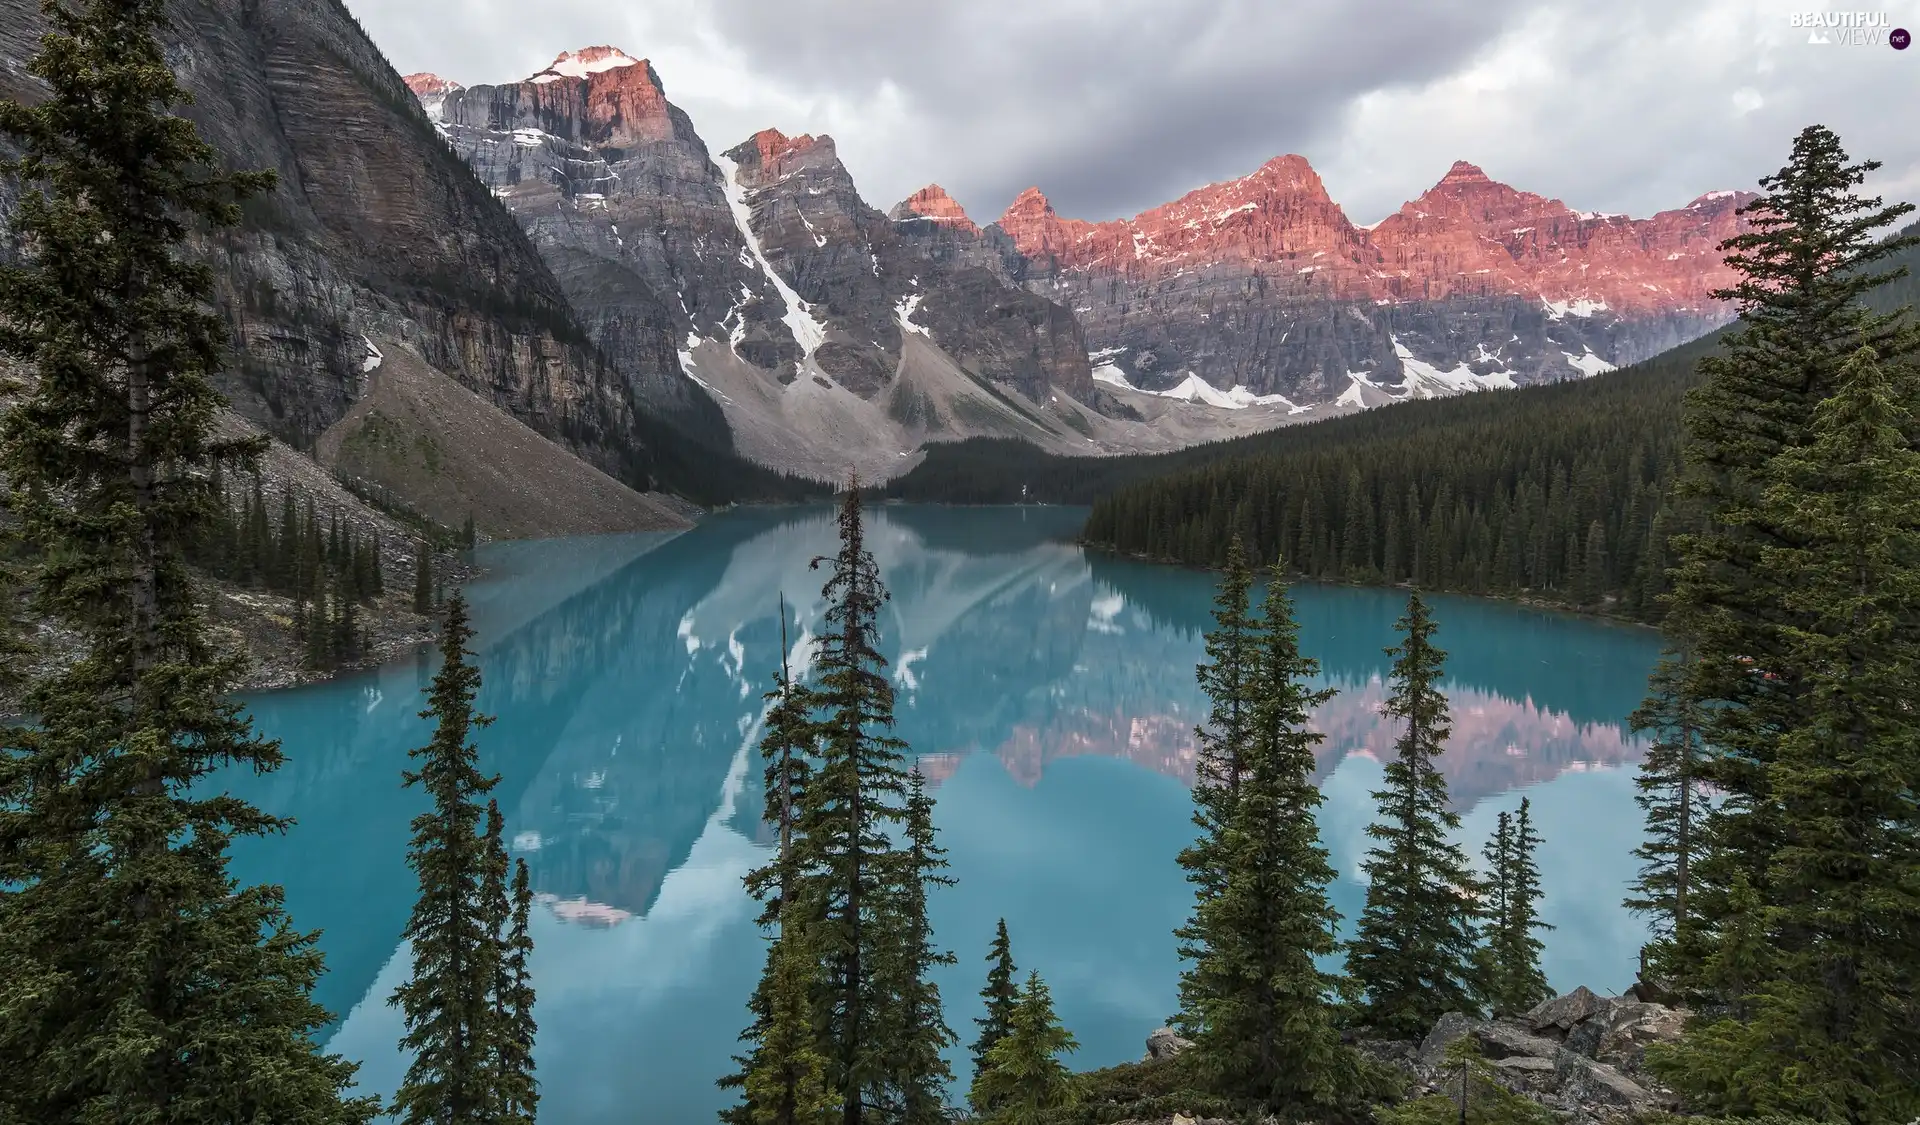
[217, 504, 1663, 1123]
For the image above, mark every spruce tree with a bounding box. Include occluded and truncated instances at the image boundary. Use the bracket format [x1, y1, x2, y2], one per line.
[1346, 593, 1483, 1036]
[499, 859, 540, 1125]
[799, 482, 921, 1125]
[1650, 347, 1920, 1123]
[1665, 126, 1918, 971]
[389, 591, 507, 1124]
[745, 908, 840, 1125]
[1178, 563, 1358, 1109]
[971, 919, 1020, 1079]
[1173, 532, 1259, 996]
[414, 536, 433, 614]
[869, 769, 957, 1125]
[722, 594, 823, 1124]
[1480, 800, 1552, 1015]
[0, 1, 374, 1118]
[1625, 648, 1708, 980]
[966, 972, 1079, 1125]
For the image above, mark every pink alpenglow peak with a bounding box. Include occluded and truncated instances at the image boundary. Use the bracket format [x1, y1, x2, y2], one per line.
[528, 45, 641, 84]
[402, 72, 461, 96]
[997, 154, 1755, 316]
[890, 184, 980, 234]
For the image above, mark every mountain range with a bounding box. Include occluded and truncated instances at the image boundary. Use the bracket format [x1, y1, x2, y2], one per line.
[405, 46, 1751, 481]
[0, 6, 1754, 515]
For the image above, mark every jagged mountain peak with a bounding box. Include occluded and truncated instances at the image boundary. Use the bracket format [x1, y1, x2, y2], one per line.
[1438, 159, 1492, 185]
[530, 45, 644, 84]
[402, 72, 461, 95]
[889, 184, 979, 233]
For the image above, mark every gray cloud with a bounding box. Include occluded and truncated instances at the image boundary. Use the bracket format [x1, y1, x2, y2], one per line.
[347, 0, 1920, 228]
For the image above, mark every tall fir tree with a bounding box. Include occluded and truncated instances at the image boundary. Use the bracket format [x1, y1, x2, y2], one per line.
[722, 594, 823, 1124]
[1346, 593, 1484, 1036]
[869, 769, 957, 1125]
[971, 919, 1020, 1080]
[966, 972, 1079, 1125]
[1624, 647, 1709, 980]
[744, 906, 841, 1125]
[0, 1, 376, 1118]
[1479, 800, 1552, 1016]
[1664, 125, 1918, 978]
[799, 482, 919, 1125]
[499, 859, 540, 1125]
[1178, 562, 1360, 1110]
[389, 591, 509, 1125]
[1172, 534, 1259, 1033]
[1649, 347, 1920, 1123]
[414, 535, 434, 614]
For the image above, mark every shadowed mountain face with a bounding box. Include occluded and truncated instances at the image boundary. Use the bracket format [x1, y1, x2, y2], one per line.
[0, 0, 720, 481]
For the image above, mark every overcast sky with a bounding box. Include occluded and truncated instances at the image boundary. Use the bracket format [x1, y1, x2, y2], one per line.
[347, 0, 1920, 227]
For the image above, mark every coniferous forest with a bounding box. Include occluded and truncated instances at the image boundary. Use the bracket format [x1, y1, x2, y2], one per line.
[1, 2, 1916, 1124]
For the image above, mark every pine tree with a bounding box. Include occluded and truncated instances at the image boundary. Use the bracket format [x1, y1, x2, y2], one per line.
[971, 919, 1020, 1080]
[499, 859, 540, 1125]
[1481, 800, 1552, 1015]
[745, 910, 841, 1125]
[463, 511, 477, 549]
[0, 0, 375, 1117]
[1173, 533, 1259, 1003]
[389, 592, 506, 1125]
[371, 531, 386, 596]
[277, 487, 299, 593]
[1665, 126, 1918, 976]
[1625, 648, 1708, 980]
[1650, 347, 1920, 1123]
[414, 536, 433, 614]
[869, 769, 957, 1125]
[801, 482, 920, 1125]
[967, 972, 1079, 1125]
[723, 595, 824, 1124]
[1178, 563, 1361, 1110]
[1346, 593, 1484, 1036]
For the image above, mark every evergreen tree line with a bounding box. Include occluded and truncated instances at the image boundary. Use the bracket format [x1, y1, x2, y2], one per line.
[0, 7, 539, 1123]
[1077, 374, 1690, 617]
[1155, 539, 1557, 1122]
[189, 468, 392, 670]
[1615, 127, 1920, 1123]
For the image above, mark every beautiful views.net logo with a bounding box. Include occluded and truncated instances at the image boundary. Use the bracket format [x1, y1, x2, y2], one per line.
[1789, 11, 1909, 47]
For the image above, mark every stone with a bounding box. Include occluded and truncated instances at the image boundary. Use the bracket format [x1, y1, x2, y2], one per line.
[1526, 985, 1612, 1034]
[1551, 1050, 1660, 1113]
[993, 153, 1753, 410]
[1144, 1026, 1194, 1062]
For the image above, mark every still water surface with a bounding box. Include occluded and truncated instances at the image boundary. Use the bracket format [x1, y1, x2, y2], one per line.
[219, 504, 1663, 1123]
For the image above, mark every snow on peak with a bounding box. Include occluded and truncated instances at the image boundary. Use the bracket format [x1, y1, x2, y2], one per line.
[528, 46, 639, 83]
[714, 152, 827, 357]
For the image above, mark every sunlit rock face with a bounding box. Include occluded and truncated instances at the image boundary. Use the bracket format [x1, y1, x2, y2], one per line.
[992, 157, 1752, 405]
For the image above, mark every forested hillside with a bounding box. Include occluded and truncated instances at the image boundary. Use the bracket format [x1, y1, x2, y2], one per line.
[1080, 341, 1706, 618]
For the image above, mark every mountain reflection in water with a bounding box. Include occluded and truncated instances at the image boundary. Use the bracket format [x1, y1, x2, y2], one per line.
[217, 504, 1662, 1124]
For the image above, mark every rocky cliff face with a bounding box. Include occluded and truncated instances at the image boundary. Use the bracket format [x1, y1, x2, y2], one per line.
[990, 156, 1752, 408]
[414, 55, 1107, 479]
[0, 0, 698, 491]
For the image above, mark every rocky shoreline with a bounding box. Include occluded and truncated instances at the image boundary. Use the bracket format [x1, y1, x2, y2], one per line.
[1130, 985, 1689, 1125]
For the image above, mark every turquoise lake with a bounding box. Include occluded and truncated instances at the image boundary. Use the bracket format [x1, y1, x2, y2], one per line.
[218, 504, 1664, 1123]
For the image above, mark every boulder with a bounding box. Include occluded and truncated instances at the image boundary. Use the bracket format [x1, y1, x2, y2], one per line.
[1525, 985, 1611, 1034]
[1552, 1051, 1661, 1114]
[1416, 1012, 1559, 1068]
[1143, 1026, 1194, 1062]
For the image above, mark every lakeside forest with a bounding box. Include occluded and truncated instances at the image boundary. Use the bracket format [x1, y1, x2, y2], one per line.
[1, 4, 1917, 1125]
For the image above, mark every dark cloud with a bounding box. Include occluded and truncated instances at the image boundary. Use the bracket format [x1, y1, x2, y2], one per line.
[346, 0, 1920, 228]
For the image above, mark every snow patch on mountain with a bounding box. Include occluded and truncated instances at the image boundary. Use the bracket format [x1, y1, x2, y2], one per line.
[534, 47, 639, 82]
[1392, 335, 1516, 395]
[715, 153, 827, 357]
[1563, 347, 1616, 377]
[895, 293, 930, 338]
[1542, 297, 1609, 319]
